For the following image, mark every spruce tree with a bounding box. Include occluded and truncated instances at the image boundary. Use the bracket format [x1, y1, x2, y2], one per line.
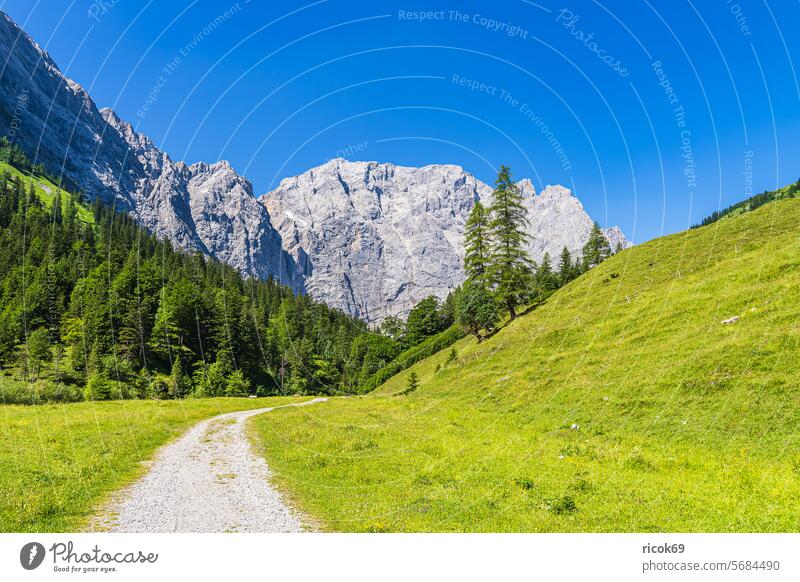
[404, 370, 419, 394]
[171, 355, 188, 398]
[464, 201, 492, 287]
[582, 222, 611, 269]
[535, 252, 556, 291]
[557, 246, 573, 285]
[488, 165, 532, 320]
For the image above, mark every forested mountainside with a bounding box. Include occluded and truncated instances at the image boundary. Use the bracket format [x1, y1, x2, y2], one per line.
[0, 144, 456, 403]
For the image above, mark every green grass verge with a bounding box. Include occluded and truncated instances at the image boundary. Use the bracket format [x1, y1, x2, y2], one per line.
[361, 325, 465, 392]
[252, 198, 800, 532]
[0, 396, 306, 532]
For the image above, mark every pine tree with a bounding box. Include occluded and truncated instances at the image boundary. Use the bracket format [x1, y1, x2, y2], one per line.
[380, 316, 404, 340]
[558, 246, 574, 285]
[51, 190, 62, 225]
[25, 327, 51, 379]
[582, 222, 612, 269]
[171, 355, 188, 398]
[464, 201, 492, 287]
[535, 252, 557, 291]
[403, 370, 419, 394]
[488, 166, 532, 320]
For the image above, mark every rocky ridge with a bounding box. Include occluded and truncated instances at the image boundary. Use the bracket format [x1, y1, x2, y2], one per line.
[0, 10, 629, 324]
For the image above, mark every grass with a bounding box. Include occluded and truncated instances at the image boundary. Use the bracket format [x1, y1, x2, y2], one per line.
[0, 161, 94, 224]
[0, 396, 306, 532]
[252, 198, 800, 532]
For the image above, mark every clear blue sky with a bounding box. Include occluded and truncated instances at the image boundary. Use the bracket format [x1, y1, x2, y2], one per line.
[3, 0, 799, 243]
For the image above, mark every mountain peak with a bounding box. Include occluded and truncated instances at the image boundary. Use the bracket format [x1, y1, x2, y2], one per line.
[0, 9, 629, 324]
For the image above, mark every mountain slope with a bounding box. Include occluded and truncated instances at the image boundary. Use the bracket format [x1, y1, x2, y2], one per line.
[0, 12, 298, 286]
[252, 196, 800, 532]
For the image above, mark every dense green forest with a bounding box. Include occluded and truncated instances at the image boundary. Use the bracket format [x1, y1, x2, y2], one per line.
[0, 142, 459, 403]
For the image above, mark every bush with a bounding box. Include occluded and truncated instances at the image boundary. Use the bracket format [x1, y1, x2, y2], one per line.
[547, 495, 578, 515]
[0, 378, 83, 404]
[225, 369, 251, 397]
[149, 374, 173, 399]
[84, 373, 113, 401]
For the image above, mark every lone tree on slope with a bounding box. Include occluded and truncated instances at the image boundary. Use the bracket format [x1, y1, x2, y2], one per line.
[582, 222, 612, 270]
[488, 165, 533, 320]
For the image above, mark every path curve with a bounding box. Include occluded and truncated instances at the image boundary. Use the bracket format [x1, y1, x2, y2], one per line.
[90, 398, 326, 533]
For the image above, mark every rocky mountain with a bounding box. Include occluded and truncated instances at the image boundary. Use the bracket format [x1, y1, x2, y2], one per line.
[0, 10, 628, 324]
[0, 11, 297, 285]
[261, 160, 629, 323]
[262, 160, 489, 323]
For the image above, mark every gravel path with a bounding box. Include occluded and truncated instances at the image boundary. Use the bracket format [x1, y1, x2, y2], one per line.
[90, 398, 326, 533]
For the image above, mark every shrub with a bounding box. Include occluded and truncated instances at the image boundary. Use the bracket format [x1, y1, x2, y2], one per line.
[547, 495, 578, 515]
[149, 374, 173, 399]
[225, 369, 251, 397]
[0, 378, 83, 404]
[84, 373, 113, 401]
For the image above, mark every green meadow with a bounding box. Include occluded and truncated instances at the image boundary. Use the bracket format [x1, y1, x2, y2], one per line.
[0, 397, 305, 532]
[252, 198, 800, 532]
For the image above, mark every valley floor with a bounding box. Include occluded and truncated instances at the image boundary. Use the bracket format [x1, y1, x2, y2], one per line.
[3, 200, 800, 533]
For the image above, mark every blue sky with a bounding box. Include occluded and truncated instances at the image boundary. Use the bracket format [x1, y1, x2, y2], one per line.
[3, 0, 799, 243]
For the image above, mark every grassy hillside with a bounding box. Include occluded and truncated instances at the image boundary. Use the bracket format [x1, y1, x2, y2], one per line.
[0, 161, 94, 224]
[0, 396, 307, 532]
[252, 197, 800, 532]
[694, 178, 799, 228]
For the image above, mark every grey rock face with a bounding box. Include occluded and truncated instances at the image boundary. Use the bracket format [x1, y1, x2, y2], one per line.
[262, 160, 629, 323]
[602, 225, 631, 252]
[261, 159, 489, 322]
[0, 12, 296, 286]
